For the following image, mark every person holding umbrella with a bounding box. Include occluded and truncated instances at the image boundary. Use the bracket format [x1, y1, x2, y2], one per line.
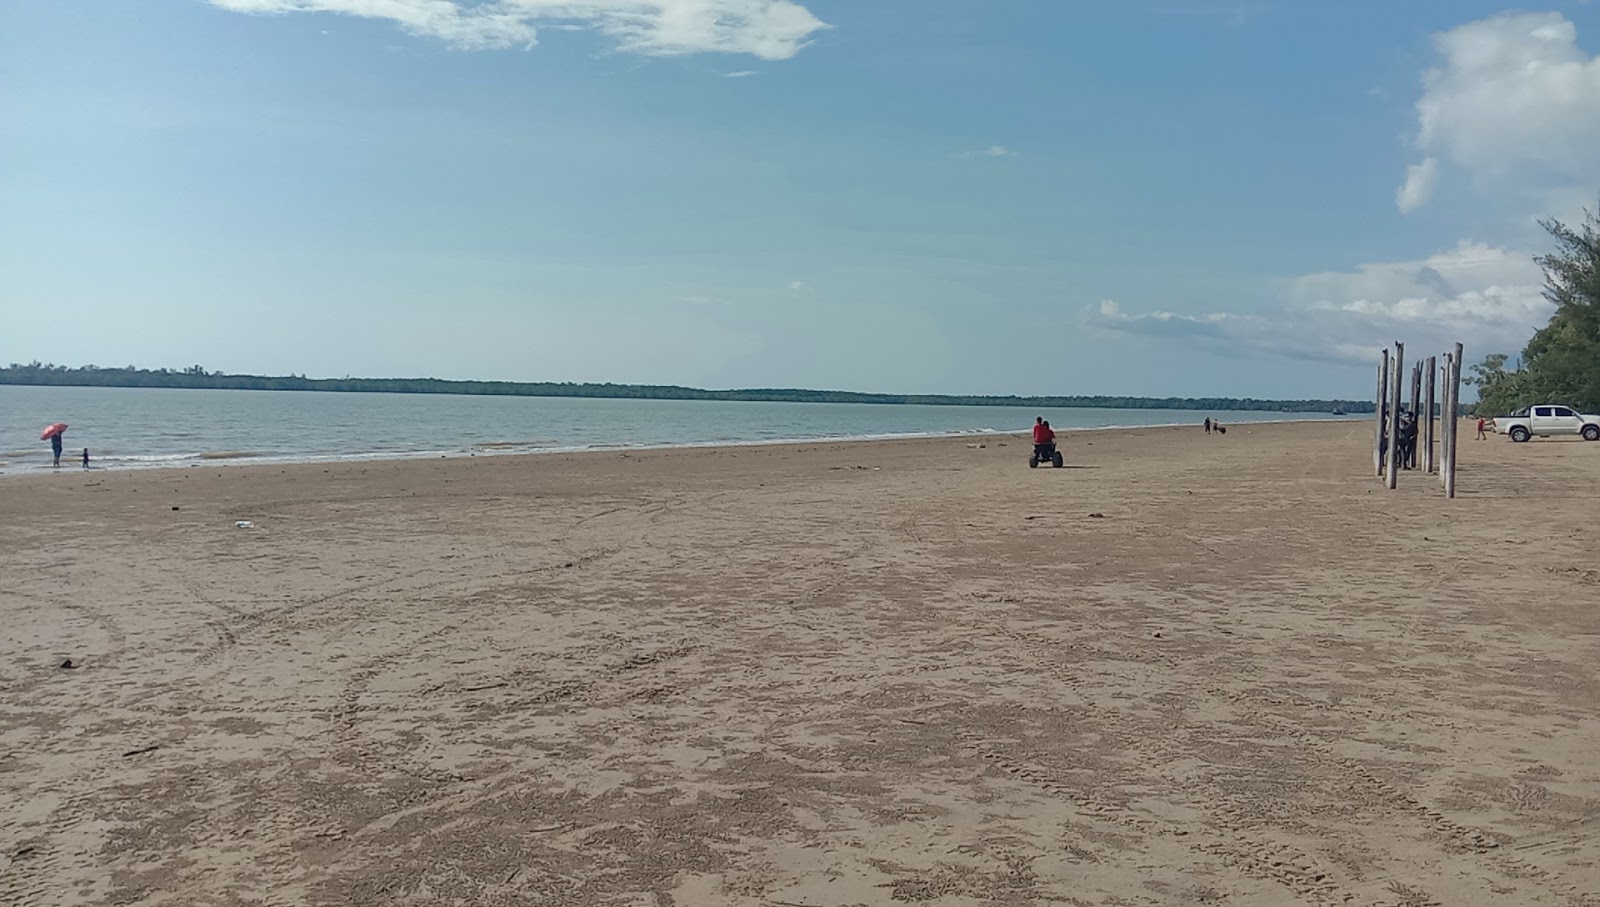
[41, 422, 67, 468]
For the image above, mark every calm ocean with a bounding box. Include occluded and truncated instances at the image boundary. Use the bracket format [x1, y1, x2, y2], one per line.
[0, 385, 1355, 476]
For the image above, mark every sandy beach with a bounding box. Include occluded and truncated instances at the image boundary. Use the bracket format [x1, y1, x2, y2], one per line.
[3, 420, 1598, 906]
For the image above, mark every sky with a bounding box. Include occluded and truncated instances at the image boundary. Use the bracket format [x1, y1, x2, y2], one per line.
[4, 1, 1599, 398]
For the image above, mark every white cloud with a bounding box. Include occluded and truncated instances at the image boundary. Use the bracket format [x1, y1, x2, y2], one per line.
[208, 0, 829, 59]
[1088, 242, 1552, 366]
[1396, 156, 1437, 213]
[961, 145, 1016, 158]
[723, 70, 757, 78]
[1400, 12, 1600, 213]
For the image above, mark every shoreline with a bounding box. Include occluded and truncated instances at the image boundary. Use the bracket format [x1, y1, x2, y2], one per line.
[0, 414, 1366, 480]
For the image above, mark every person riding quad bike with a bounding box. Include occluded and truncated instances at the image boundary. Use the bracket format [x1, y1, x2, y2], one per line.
[1030, 418, 1065, 468]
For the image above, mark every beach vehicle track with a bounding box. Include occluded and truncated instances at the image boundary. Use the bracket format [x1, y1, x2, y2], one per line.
[181, 543, 627, 669]
[311, 639, 705, 844]
[871, 497, 1577, 901]
[956, 618, 1584, 901]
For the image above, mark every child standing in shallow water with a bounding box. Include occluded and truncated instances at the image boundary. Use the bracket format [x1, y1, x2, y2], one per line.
[82, 448, 89, 469]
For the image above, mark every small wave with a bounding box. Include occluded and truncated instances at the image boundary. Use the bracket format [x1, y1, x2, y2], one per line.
[102, 453, 195, 463]
[199, 450, 264, 460]
[470, 439, 565, 451]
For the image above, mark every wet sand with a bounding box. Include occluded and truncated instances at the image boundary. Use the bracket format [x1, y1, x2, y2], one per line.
[3, 420, 1598, 906]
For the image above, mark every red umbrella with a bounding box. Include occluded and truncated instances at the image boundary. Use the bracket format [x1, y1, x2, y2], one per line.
[41, 422, 68, 441]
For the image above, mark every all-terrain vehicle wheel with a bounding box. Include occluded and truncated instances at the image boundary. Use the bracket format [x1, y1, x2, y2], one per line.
[1583, 424, 1600, 441]
[1052, 451, 1064, 468]
[1510, 426, 1531, 443]
[1028, 455, 1040, 468]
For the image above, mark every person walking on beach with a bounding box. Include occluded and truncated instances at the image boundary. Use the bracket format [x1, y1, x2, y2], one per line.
[82, 448, 90, 469]
[1203, 417, 1212, 434]
[1476, 417, 1488, 440]
[50, 430, 63, 468]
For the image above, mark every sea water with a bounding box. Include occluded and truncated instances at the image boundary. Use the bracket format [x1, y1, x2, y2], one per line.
[0, 385, 1356, 475]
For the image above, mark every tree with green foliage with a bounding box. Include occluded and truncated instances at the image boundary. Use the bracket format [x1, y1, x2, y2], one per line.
[1469, 201, 1600, 414]
[1467, 353, 1530, 417]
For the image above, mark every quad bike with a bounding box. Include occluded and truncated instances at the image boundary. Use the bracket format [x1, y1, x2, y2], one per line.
[1029, 441, 1065, 468]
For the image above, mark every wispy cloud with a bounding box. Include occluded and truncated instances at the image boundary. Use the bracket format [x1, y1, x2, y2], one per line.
[1088, 243, 1551, 366]
[960, 145, 1016, 159]
[208, 0, 830, 59]
[723, 70, 757, 78]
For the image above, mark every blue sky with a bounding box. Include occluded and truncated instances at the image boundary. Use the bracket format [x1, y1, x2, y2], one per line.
[4, 1, 1598, 397]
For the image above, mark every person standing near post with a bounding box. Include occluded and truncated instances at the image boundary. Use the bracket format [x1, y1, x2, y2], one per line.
[1476, 417, 1487, 440]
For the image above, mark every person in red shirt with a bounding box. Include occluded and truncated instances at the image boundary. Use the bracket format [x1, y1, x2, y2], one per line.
[1032, 418, 1056, 454]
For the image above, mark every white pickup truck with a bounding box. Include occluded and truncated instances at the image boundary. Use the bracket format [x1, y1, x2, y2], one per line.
[1493, 405, 1600, 442]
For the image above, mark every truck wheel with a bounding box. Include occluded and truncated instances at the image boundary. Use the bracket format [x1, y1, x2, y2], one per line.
[1583, 425, 1600, 441]
[1510, 426, 1531, 443]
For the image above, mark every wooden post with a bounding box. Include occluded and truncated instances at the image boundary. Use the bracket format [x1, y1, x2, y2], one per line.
[1423, 355, 1437, 473]
[1408, 363, 1421, 470]
[1386, 342, 1404, 489]
[1446, 353, 1459, 489]
[1409, 364, 1421, 421]
[1445, 343, 1463, 499]
[1374, 349, 1389, 477]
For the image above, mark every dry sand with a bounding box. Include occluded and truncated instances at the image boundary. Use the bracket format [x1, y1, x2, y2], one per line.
[2, 420, 1598, 906]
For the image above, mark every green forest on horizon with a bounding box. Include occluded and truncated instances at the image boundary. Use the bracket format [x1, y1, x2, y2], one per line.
[0, 362, 1374, 414]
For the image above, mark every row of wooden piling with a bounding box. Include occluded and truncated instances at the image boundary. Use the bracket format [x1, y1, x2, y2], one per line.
[1374, 341, 1462, 497]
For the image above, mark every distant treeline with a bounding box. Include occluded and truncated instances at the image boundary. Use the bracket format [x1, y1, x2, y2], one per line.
[1, 363, 1374, 414]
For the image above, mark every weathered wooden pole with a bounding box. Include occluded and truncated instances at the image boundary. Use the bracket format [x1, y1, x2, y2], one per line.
[1408, 363, 1421, 469]
[1445, 342, 1463, 498]
[1374, 349, 1389, 477]
[1423, 355, 1437, 473]
[1386, 342, 1404, 489]
[1446, 351, 1459, 489]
